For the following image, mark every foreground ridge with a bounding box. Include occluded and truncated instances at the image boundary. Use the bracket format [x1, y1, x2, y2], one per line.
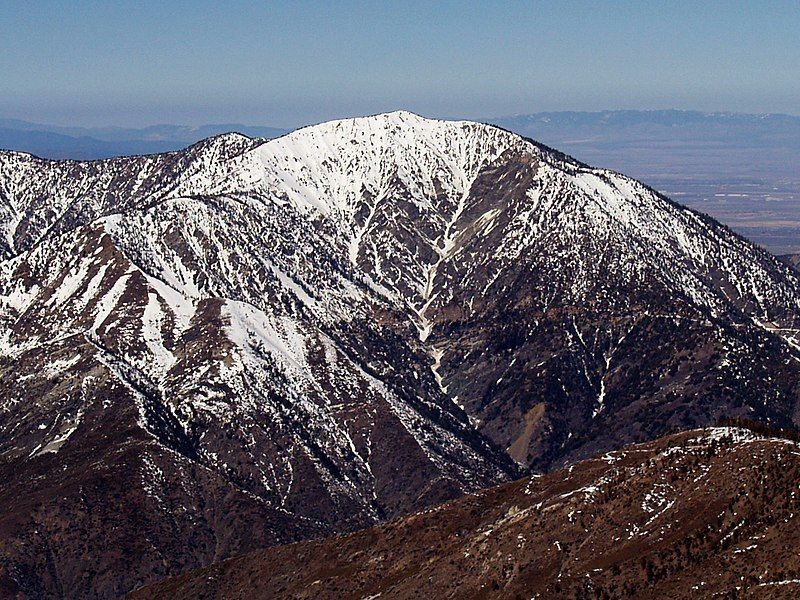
[132, 428, 800, 599]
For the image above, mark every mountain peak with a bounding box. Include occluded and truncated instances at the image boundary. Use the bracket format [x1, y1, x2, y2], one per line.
[372, 108, 428, 121]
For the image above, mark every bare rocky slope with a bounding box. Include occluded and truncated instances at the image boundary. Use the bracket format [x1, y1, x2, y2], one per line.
[2, 112, 800, 597]
[131, 427, 800, 600]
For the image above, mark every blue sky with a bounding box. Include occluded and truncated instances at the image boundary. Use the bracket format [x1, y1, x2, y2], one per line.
[1, 0, 798, 127]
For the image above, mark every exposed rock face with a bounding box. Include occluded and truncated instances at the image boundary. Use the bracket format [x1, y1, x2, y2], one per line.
[131, 428, 800, 600]
[2, 111, 800, 597]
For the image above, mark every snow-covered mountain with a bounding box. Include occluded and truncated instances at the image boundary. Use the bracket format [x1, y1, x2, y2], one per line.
[2, 111, 800, 598]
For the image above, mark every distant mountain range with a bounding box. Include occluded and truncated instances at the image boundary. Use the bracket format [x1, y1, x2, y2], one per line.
[490, 109, 800, 149]
[4, 110, 800, 161]
[0, 118, 288, 159]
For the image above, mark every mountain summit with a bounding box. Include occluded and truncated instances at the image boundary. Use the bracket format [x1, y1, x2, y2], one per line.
[1, 112, 800, 597]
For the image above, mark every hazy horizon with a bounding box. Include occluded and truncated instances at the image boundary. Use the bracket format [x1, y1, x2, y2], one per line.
[3, 96, 798, 133]
[4, 107, 800, 136]
[2, 1, 798, 128]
